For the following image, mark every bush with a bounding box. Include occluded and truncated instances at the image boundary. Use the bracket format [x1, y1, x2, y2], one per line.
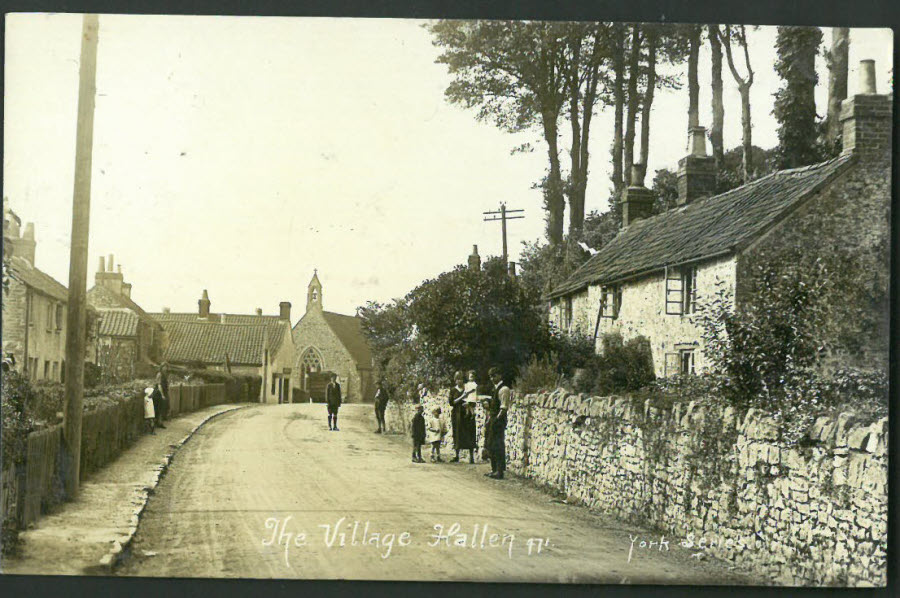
[84, 361, 102, 388]
[516, 353, 562, 394]
[573, 333, 655, 396]
[1, 370, 35, 556]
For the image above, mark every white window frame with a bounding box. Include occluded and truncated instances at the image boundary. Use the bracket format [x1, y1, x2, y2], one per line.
[665, 265, 697, 315]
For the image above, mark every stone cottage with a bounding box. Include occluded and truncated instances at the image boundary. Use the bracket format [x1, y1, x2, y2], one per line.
[150, 290, 295, 404]
[2, 207, 97, 382]
[87, 254, 164, 381]
[292, 271, 375, 403]
[548, 60, 891, 378]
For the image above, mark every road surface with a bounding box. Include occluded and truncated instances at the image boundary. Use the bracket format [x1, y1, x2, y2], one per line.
[118, 404, 751, 584]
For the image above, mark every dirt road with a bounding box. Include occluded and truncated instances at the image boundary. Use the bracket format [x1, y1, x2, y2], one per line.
[118, 404, 750, 583]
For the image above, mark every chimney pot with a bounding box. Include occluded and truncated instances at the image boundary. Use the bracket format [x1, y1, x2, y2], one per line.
[689, 126, 708, 157]
[256, 308, 263, 316]
[107, 254, 114, 272]
[199, 289, 211, 318]
[468, 245, 481, 271]
[630, 163, 647, 188]
[859, 59, 876, 94]
[98, 256, 105, 273]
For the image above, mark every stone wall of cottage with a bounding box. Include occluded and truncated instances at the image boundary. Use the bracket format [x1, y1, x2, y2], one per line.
[550, 256, 737, 378]
[384, 388, 887, 586]
[737, 157, 891, 375]
[293, 311, 364, 403]
[2, 282, 68, 382]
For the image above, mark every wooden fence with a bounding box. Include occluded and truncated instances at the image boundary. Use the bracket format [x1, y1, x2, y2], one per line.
[2, 382, 229, 531]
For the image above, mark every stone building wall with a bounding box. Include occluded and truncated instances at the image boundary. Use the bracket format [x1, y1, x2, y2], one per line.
[384, 388, 887, 586]
[2, 281, 68, 382]
[293, 311, 363, 403]
[502, 389, 886, 587]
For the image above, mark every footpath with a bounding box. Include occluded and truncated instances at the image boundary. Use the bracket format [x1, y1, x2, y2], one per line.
[0, 403, 248, 576]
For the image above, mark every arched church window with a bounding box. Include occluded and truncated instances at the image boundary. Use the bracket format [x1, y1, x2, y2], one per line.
[301, 347, 323, 373]
[311, 289, 319, 302]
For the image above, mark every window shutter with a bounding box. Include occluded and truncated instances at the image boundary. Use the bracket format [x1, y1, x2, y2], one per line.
[665, 266, 684, 315]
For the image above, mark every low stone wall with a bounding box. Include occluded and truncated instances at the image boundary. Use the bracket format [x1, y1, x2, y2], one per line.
[502, 389, 887, 587]
[384, 389, 488, 455]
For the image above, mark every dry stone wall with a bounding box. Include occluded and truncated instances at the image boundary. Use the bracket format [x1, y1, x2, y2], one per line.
[384, 387, 887, 586]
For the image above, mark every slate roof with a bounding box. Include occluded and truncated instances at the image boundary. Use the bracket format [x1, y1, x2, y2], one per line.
[87, 285, 162, 332]
[151, 312, 288, 354]
[8, 257, 69, 302]
[98, 309, 140, 337]
[548, 154, 856, 299]
[158, 321, 271, 366]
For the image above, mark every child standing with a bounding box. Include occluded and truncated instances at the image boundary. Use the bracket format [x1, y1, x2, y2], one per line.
[426, 407, 446, 462]
[411, 404, 426, 463]
[143, 387, 156, 435]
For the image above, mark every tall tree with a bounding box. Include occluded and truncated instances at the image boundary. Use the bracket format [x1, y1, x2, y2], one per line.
[623, 24, 642, 186]
[610, 23, 626, 197]
[637, 26, 658, 174]
[721, 25, 756, 183]
[708, 24, 725, 169]
[428, 21, 569, 245]
[773, 26, 824, 169]
[825, 27, 850, 152]
[686, 25, 702, 133]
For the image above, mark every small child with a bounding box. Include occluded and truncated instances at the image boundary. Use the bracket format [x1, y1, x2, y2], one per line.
[426, 407, 446, 462]
[411, 404, 426, 463]
[143, 387, 156, 435]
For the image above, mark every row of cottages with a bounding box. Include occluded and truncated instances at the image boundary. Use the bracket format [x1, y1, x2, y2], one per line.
[2, 207, 97, 381]
[149, 292, 295, 404]
[548, 61, 891, 378]
[86, 254, 164, 380]
[292, 271, 375, 403]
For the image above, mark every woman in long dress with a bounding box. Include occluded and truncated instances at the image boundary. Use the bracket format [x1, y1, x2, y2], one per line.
[457, 401, 478, 463]
[448, 371, 467, 462]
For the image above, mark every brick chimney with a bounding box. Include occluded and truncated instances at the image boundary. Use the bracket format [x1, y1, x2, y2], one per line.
[621, 163, 655, 228]
[7, 218, 36, 265]
[162, 307, 171, 314]
[199, 289, 211, 319]
[279, 301, 291, 321]
[840, 60, 892, 163]
[256, 308, 263, 316]
[468, 245, 481, 271]
[95, 252, 124, 294]
[677, 126, 717, 205]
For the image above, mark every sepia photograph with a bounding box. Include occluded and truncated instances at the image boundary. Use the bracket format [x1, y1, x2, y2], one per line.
[0, 6, 893, 590]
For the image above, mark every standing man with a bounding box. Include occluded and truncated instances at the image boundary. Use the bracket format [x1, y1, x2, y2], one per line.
[373, 382, 388, 433]
[158, 363, 170, 419]
[150, 377, 167, 430]
[326, 373, 342, 431]
[485, 367, 510, 480]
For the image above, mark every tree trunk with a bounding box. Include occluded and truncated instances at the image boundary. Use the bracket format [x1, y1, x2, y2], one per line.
[708, 24, 725, 169]
[638, 29, 657, 175]
[568, 40, 583, 238]
[687, 26, 701, 132]
[826, 27, 849, 146]
[611, 24, 625, 197]
[740, 84, 753, 182]
[543, 113, 565, 246]
[624, 24, 641, 186]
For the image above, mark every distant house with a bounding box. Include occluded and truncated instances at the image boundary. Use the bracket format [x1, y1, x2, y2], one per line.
[2, 208, 96, 382]
[149, 290, 295, 404]
[87, 254, 164, 381]
[548, 62, 891, 378]
[292, 271, 375, 403]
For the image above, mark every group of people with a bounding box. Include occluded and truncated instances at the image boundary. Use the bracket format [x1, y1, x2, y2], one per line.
[142, 364, 170, 434]
[409, 367, 510, 480]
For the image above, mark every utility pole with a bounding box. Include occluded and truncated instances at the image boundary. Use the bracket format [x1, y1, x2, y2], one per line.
[482, 202, 524, 267]
[63, 13, 99, 498]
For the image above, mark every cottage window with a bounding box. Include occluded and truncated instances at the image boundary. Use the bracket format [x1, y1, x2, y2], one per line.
[564, 296, 573, 329]
[56, 304, 64, 330]
[46, 302, 54, 331]
[665, 265, 697, 315]
[664, 346, 696, 377]
[61, 360, 66, 384]
[43, 360, 50, 379]
[51, 361, 59, 381]
[600, 285, 622, 319]
[679, 349, 695, 376]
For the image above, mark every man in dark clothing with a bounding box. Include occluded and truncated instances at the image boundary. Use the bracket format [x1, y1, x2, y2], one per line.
[374, 383, 388, 433]
[485, 367, 509, 479]
[411, 404, 426, 463]
[326, 374, 342, 431]
[159, 364, 170, 416]
[150, 381, 167, 430]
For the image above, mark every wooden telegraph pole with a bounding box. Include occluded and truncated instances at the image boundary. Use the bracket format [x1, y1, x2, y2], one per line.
[62, 14, 100, 498]
[483, 202, 524, 266]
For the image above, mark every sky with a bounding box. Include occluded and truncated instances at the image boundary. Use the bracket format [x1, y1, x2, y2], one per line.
[3, 15, 893, 318]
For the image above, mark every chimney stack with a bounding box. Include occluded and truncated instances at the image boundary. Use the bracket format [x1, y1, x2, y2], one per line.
[162, 307, 171, 314]
[621, 163, 655, 228]
[98, 256, 105, 273]
[95, 251, 124, 294]
[840, 60, 891, 162]
[199, 289, 211, 319]
[107, 254, 114, 271]
[279, 301, 292, 321]
[677, 126, 717, 206]
[256, 308, 263, 316]
[468, 245, 481, 271]
[9, 221, 36, 265]
[122, 283, 132, 299]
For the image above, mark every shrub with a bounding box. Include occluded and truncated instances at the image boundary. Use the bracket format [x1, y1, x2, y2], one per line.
[516, 353, 562, 394]
[573, 333, 655, 396]
[83, 361, 102, 389]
